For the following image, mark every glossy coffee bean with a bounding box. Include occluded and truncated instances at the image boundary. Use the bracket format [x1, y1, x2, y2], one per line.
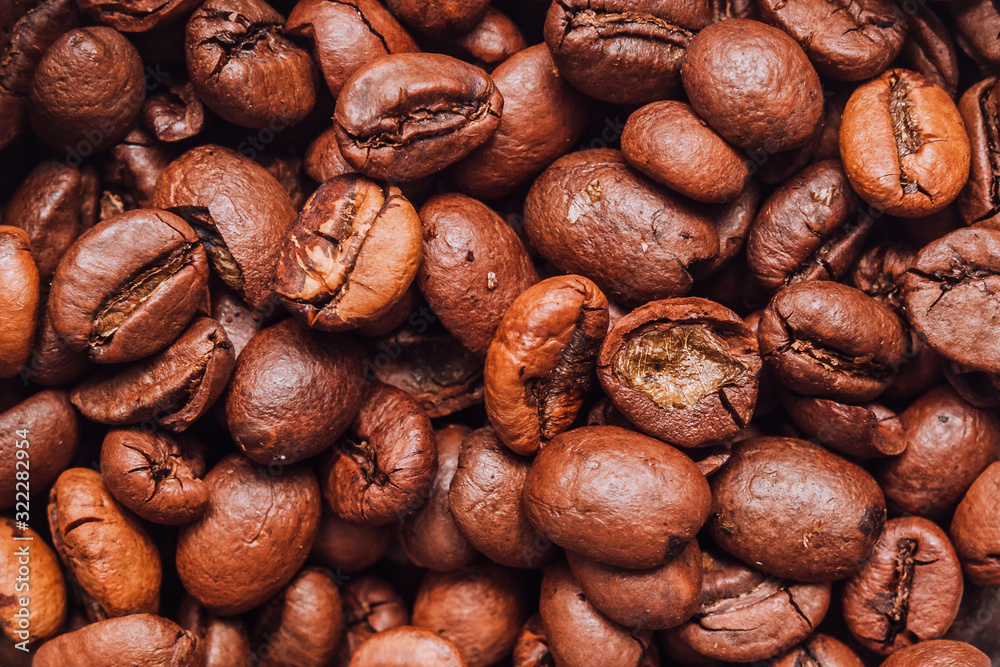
[0, 227, 38, 379]
[385, 0, 489, 37]
[840, 69, 970, 217]
[33, 614, 202, 667]
[951, 462, 1000, 586]
[709, 436, 886, 581]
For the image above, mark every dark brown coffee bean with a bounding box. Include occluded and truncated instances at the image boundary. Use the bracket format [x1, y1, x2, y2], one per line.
[957, 78, 1000, 227]
[450, 427, 556, 569]
[4, 160, 97, 282]
[543, 0, 710, 106]
[689, 180, 762, 280]
[878, 385, 1000, 518]
[899, 6, 959, 98]
[782, 394, 907, 458]
[185, 0, 316, 129]
[252, 567, 343, 667]
[746, 160, 872, 290]
[324, 381, 437, 526]
[100, 429, 208, 525]
[33, 614, 202, 667]
[102, 127, 173, 209]
[709, 436, 886, 581]
[141, 78, 205, 143]
[386, 0, 488, 37]
[878, 639, 990, 667]
[485, 275, 608, 456]
[177, 595, 251, 667]
[840, 69, 970, 217]
[942, 361, 1000, 409]
[524, 149, 720, 306]
[432, 8, 526, 71]
[622, 100, 749, 204]
[412, 562, 528, 667]
[539, 561, 654, 667]
[348, 626, 466, 667]
[448, 44, 590, 200]
[0, 227, 38, 378]
[418, 193, 538, 355]
[667, 549, 832, 663]
[337, 574, 409, 667]
[770, 634, 864, 667]
[398, 425, 478, 572]
[758, 281, 909, 401]
[286, 0, 417, 98]
[682, 19, 823, 152]
[71, 316, 235, 432]
[209, 285, 267, 359]
[276, 175, 422, 332]
[524, 426, 711, 569]
[19, 305, 94, 387]
[951, 461, 1000, 586]
[597, 297, 760, 448]
[28, 26, 144, 155]
[757, 0, 906, 81]
[843, 516, 963, 655]
[79, 0, 199, 31]
[310, 510, 393, 575]
[0, 520, 66, 645]
[512, 615, 551, 667]
[48, 209, 210, 364]
[950, 0, 1000, 69]
[177, 453, 321, 615]
[226, 319, 364, 464]
[333, 53, 503, 182]
[565, 539, 702, 630]
[305, 126, 358, 183]
[903, 227, 1000, 374]
[850, 242, 917, 312]
[48, 467, 161, 619]
[884, 329, 942, 401]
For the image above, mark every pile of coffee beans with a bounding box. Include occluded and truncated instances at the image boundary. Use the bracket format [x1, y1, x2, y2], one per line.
[2, 0, 1000, 664]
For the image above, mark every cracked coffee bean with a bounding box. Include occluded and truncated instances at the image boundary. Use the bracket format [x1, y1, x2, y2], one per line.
[141, 78, 206, 143]
[333, 53, 504, 182]
[275, 174, 422, 332]
[33, 614, 202, 667]
[840, 68, 970, 217]
[850, 242, 916, 313]
[485, 275, 609, 457]
[899, 6, 959, 98]
[597, 297, 760, 448]
[336, 575, 409, 667]
[770, 634, 864, 667]
[782, 393, 907, 458]
[957, 78, 1000, 228]
[79, 0, 201, 32]
[843, 516, 963, 655]
[709, 436, 886, 581]
[951, 462, 1000, 586]
[0, 226, 39, 378]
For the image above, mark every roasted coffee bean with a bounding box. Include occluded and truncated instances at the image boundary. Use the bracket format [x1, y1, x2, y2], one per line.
[209, 285, 267, 359]
[951, 462, 1000, 586]
[957, 78, 1000, 227]
[682, 19, 823, 152]
[903, 227, 1000, 374]
[71, 316, 235, 432]
[884, 329, 942, 400]
[757, 0, 906, 81]
[337, 575, 410, 667]
[28, 26, 144, 155]
[543, 0, 710, 106]
[185, 0, 316, 129]
[0, 227, 38, 378]
[48, 209, 209, 364]
[348, 626, 467, 667]
[0, 520, 65, 644]
[79, 0, 199, 31]
[102, 127, 173, 209]
[565, 539, 702, 630]
[275, 175, 422, 332]
[177, 595, 251, 667]
[900, 6, 959, 98]
[100, 429, 208, 525]
[943, 361, 1000, 409]
[667, 549, 832, 663]
[252, 567, 343, 667]
[386, 0, 489, 37]
[141, 78, 206, 143]
[448, 44, 590, 200]
[418, 193, 538, 355]
[431, 8, 526, 71]
[782, 393, 907, 458]
[523, 426, 711, 569]
[286, 0, 417, 98]
[690, 180, 762, 280]
[840, 69, 970, 217]
[177, 453, 321, 615]
[412, 562, 527, 667]
[747, 160, 872, 290]
[226, 318, 363, 464]
[305, 127, 358, 183]
[879, 385, 1000, 518]
[450, 427, 556, 569]
[48, 467, 161, 619]
[311, 510, 393, 574]
[524, 149, 720, 306]
[950, 0, 1000, 69]
[597, 297, 760, 448]
[878, 639, 991, 667]
[333, 53, 503, 182]
[539, 561, 654, 667]
[324, 381, 437, 526]
[770, 634, 864, 667]
[512, 615, 551, 667]
[398, 425, 478, 572]
[4, 160, 98, 281]
[153, 148, 297, 312]
[709, 436, 886, 581]
[758, 281, 909, 401]
[33, 614, 202, 667]
[622, 100, 750, 204]
[485, 275, 608, 456]
[850, 242, 916, 312]
[843, 516, 963, 655]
